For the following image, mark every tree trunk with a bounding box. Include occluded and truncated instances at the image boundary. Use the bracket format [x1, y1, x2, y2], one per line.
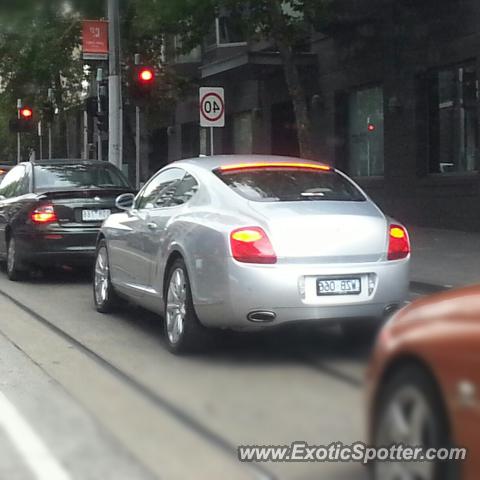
[277, 41, 314, 159]
[267, 0, 315, 159]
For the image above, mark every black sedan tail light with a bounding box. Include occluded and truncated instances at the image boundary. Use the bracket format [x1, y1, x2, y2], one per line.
[31, 204, 58, 224]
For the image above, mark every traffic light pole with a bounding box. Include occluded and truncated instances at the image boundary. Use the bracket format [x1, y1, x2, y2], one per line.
[136, 106, 140, 188]
[38, 122, 43, 160]
[48, 127, 52, 160]
[48, 88, 54, 160]
[97, 69, 103, 162]
[17, 99, 22, 164]
[135, 54, 141, 189]
[108, 0, 123, 169]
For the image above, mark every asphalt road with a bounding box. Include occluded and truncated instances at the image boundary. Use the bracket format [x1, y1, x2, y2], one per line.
[0, 266, 425, 480]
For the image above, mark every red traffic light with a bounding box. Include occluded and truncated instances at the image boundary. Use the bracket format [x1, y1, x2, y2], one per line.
[20, 107, 33, 119]
[137, 67, 154, 84]
[367, 123, 376, 132]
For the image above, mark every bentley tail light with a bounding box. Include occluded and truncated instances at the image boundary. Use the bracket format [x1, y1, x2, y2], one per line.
[31, 204, 58, 224]
[230, 227, 277, 264]
[388, 225, 410, 260]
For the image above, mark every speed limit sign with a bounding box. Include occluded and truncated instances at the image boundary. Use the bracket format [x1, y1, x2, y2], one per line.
[199, 87, 225, 127]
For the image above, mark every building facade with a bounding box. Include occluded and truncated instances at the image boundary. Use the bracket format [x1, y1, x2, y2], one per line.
[159, 0, 480, 231]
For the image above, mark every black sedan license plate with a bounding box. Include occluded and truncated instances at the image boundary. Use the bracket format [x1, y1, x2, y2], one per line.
[316, 278, 361, 296]
[82, 209, 111, 222]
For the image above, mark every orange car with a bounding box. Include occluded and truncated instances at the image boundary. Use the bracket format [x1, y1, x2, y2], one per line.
[368, 285, 480, 480]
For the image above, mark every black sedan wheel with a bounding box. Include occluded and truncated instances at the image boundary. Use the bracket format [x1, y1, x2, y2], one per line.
[164, 258, 208, 354]
[6, 236, 27, 281]
[93, 239, 120, 313]
[373, 366, 452, 480]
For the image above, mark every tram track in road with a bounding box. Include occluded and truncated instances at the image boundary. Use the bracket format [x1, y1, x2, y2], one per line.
[0, 287, 277, 480]
[0, 276, 441, 401]
[0, 271, 430, 480]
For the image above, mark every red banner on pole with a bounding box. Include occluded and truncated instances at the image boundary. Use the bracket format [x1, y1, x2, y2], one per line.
[82, 20, 109, 60]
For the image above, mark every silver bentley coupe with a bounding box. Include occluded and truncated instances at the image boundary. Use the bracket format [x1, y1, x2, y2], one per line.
[93, 156, 410, 353]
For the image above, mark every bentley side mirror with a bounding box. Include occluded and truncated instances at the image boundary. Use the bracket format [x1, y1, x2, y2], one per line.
[115, 193, 135, 211]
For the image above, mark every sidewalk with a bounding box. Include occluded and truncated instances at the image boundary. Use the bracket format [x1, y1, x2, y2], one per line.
[409, 226, 480, 289]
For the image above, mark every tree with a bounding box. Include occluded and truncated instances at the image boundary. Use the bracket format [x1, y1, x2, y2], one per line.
[133, 0, 333, 159]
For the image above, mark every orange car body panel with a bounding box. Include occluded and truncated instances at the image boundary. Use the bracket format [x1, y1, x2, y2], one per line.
[368, 285, 480, 480]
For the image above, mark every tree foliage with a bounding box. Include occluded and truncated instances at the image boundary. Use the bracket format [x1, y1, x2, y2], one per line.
[133, 0, 333, 158]
[0, 1, 103, 159]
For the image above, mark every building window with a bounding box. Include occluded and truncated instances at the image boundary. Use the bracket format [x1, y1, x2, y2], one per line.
[204, 16, 247, 49]
[428, 63, 478, 174]
[347, 86, 384, 177]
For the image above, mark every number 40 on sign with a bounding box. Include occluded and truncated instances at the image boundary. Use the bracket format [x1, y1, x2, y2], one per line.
[199, 87, 225, 128]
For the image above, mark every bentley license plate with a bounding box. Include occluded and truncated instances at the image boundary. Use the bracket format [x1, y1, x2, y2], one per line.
[316, 278, 361, 296]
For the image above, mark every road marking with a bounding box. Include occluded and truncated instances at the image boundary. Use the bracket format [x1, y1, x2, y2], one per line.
[0, 390, 72, 480]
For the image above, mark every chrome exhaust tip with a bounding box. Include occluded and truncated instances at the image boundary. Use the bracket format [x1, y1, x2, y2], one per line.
[247, 311, 277, 323]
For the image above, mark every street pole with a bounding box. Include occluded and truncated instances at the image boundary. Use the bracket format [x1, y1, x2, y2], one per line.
[17, 99, 22, 164]
[38, 122, 43, 160]
[97, 68, 104, 162]
[108, 0, 123, 169]
[210, 127, 214, 156]
[48, 128, 52, 160]
[136, 106, 140, 188]
[48, 88, 54, 160]
[135, 53, 141, 189]
[83, 111, 88, 160]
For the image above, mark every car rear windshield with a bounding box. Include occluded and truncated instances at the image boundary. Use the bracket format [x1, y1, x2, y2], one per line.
[214, 166, 365, 202]
[34, 164, 130, 191]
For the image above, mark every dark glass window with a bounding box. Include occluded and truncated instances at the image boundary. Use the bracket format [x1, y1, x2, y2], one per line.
[428, 63, 478, 173]
[203, 16, 246, 48]
[170, 174, 199, 206]
[218, 16, 245, 44]
[0, 166, 27, 198]
[34, 163, 130, 191]
[215, 167, 365, 202]
[348, 86, 384, 177]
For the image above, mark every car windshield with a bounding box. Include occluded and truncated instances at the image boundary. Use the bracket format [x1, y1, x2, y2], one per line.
[215, 166, 365, 202]
[34, 164, 130, 191]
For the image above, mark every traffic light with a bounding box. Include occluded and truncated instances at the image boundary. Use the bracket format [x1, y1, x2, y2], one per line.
[85, 86, 109, 133]
[9, 106, 35, 133]
[97, 111, 108, 133]
[42, 102, 55, 124]
[97, 86, 108, 133]
[130, 65, 156, 103]
[20, 107, 33, 120]
[20, 106, 35, 132]
[138, 66, 154, 84]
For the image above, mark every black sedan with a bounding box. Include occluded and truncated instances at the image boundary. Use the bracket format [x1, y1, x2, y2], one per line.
[0, 159, 134, 280]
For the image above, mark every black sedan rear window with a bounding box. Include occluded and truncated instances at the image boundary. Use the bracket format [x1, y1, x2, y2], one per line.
[34, 164, 130, 191]
[214, 166, 365, 202]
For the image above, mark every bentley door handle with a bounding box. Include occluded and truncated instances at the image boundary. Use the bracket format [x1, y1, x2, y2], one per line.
[147, 222, 157, 230]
